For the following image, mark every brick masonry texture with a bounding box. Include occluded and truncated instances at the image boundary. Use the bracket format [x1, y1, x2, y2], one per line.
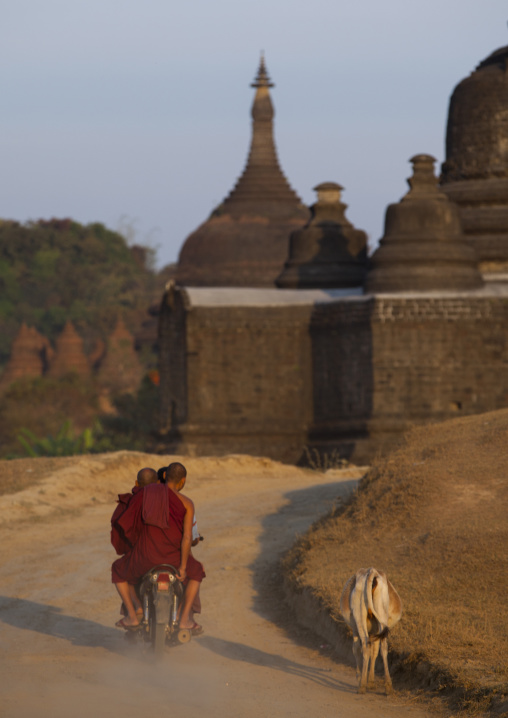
[159, 288, 508, 463]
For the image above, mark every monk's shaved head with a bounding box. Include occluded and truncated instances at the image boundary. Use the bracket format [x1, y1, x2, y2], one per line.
[136, 467, 158, 487]
[165, 462, 187, 485]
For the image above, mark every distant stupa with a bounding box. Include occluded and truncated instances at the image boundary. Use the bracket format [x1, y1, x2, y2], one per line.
[97, 317, 144, 394]
[0, 324, 50, 390]
[47, 321, 91, 378]
[176, 55, 309, 287]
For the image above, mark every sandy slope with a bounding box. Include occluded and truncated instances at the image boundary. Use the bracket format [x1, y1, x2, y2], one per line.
[0, 452, 432, 718]
[283, 409, 508, 716]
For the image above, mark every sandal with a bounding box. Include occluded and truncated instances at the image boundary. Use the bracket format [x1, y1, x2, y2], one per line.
[115, 618, 141, 631]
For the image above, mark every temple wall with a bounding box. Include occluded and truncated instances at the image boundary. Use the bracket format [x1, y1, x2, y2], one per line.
[309, 293, 508, 462]
[158, 288, 188, 432]
[160, 290, 314, 462]
[310, 299, 373, 424]
[159, 289, 508, 464]
[370, 295, 508, 416]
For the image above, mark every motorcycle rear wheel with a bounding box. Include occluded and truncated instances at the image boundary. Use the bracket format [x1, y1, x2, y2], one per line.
[153, 622, 167, 654]
[149, 611, 167, 655]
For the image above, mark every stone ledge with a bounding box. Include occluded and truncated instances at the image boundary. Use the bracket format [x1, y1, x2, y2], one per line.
[282, 576, 352, 665]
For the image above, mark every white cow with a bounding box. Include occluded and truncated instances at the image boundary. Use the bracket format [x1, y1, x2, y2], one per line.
[339, 567, 402, 695]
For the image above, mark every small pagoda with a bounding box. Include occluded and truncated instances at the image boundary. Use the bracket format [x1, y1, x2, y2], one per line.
[47, 321, 91, 378]
[366, 154, 483, 293]
[0, 324, 50, 390]
[276, 182, 367, 288]
[97, 317, 144, 394]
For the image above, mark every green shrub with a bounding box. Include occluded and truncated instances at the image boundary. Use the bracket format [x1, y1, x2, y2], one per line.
[17, 420, 95, 457]
[0, 218, 157, 364]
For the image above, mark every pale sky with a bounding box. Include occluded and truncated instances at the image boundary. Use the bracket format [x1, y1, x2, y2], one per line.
[1, 1, 506, 269]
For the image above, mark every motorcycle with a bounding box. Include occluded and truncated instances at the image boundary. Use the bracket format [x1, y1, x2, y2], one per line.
[125, 564, 192, 654]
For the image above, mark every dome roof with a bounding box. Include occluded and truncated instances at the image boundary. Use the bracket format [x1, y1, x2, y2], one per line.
[176, 56, 309, 288]
[442, 44, 508, 182]
[441, 43, 508, 277]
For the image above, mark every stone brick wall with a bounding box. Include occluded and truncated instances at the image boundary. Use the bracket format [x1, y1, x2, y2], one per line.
[309, 298, 373, 436]
[159, 285, 188, 433]
[309, 293, 508, 462]
[370, 295, 508, 418]
[159, 287, 508, 464]
[159, 287, 315, 462]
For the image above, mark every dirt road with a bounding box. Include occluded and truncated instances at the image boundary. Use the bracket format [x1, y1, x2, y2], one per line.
[0, 454, 432, 718]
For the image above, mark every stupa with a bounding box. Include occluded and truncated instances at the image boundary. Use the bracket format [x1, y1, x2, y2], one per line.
[276, 182, 367, 288]
[441, 42, 508, 281]
[0, 324, 50, 390]
[366, 154, 484, 293]
[97, 317, 144, 394]
[47, 321, 90, 378]
[176, 55, 309, 287]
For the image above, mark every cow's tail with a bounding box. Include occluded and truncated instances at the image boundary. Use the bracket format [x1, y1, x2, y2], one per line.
[366, 568, 389, 641]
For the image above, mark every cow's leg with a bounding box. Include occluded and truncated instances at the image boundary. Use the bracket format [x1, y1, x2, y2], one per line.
[352, 636, 362, 684]
[380, 636, 393, 695]
[368, 638, 380, 689]
[359, 641, 370, 693]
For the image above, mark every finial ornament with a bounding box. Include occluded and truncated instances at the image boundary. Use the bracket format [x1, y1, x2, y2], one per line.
[251, 52, 274, 88]
[365, 152, 483, 293]
[403, 154, 440, 199]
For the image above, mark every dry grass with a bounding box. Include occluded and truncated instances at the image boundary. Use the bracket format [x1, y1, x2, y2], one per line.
[0, 456, 78, 495]
[283, 409, 508, 716]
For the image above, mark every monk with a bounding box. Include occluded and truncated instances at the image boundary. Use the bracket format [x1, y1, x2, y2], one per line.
[157, 464, 203, 547]
[112, 462, 205, 633]
[110, 467, 159, 622]
[111, 467, 159, 555]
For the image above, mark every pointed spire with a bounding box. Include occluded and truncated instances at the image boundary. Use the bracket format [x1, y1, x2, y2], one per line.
[251, 52, 274, 88]
[222, 54, 303, 215]
[175, 55, 308, 287]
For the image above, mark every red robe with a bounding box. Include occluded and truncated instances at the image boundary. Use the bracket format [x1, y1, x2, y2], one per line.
[110, 485, 143, 555]
[111, 484, 205, 585]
